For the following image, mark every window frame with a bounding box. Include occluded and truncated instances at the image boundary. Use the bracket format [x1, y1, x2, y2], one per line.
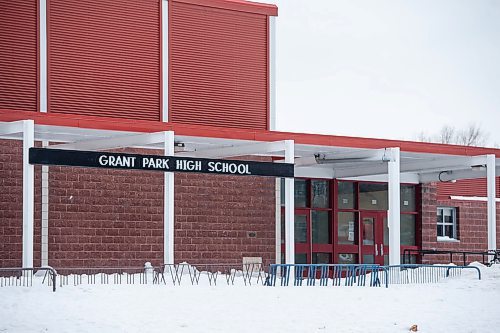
[436, 206, 458, 241]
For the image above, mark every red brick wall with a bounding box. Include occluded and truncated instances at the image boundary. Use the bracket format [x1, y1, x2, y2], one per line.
[0, 140, 41, 268]
[421, 183, 500, 264]
[1, 143, 277, 269]
[48, 166, 164, 268]
[174, 173, 276, 266]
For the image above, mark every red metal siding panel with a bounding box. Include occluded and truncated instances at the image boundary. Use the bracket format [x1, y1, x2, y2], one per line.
[169, 1, 268, 130]
[0, 0, 38, 111]
[437, 177, 500, 199]
[48, 0, 160, 121]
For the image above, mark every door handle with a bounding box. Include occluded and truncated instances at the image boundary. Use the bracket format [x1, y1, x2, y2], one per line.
[375, 244, 379, 256]
[381, 244, 384, 256]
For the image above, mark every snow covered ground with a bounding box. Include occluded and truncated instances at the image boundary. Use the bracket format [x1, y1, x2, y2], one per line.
[1, 263, 499, 333]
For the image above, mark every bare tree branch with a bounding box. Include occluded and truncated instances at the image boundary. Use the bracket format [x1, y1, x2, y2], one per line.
[414, 123, 489, 147]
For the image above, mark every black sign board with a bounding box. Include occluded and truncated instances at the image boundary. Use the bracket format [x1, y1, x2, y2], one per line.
[29, 148, 294, 178]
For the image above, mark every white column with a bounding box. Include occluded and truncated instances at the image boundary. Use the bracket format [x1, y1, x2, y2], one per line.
[161, 0, 169, 122]
[284, 140, 295, 265]
[388, 147, 401, 265]
[41, 141, 49, 266]
[487, 154, 496, 255]
[40, 0, 47, 113]
[269, 16, 276, 131]
[22, 120, 35, 268]
[164, 131, 175, 264]
[275, 178, 281, 264]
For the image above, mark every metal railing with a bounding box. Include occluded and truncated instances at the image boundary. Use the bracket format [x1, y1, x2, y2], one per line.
[266, 264, 389, 288]
[155, 263, 267, 286]
[0, 267, 57, 292]
[0, 262, 484, 291]
[381, 264, 481, 285]
[56, 267, 150, 287]
[403, 249, 499, 266]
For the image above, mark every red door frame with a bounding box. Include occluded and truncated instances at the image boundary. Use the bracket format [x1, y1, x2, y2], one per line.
[359, 211, 387, 265]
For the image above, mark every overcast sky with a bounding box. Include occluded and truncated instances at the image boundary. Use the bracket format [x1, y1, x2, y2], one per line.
[273, 0, 500, 147]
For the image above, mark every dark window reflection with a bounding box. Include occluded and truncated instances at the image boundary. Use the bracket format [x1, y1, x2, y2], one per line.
[312, 211, 330, 244]
[295, 253, 308, 264]
[294, 214, 307, 243]
[359, 183, 388, 210]
[401, 214, 416, 245]
[337, 181, 355, 209]
[295, 179, 307, 207]
[313, 253, 331, 264]
[312, 180, 329, 208]
[401, 185, 416, 212]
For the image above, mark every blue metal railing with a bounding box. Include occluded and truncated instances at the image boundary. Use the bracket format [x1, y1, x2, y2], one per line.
[266, 264, 389, 288]
[381, 264, 481, 285]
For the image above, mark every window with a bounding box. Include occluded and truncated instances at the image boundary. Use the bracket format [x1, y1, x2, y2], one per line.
[437, 207, 458, 240]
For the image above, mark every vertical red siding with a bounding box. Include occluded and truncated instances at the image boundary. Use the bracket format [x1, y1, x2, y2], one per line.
[47, 0, 161, 121]
[0, 0, 38, 112]
[169, 1, 269, 129]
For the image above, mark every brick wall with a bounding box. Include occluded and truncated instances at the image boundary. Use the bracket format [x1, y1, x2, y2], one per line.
[1, 142, 276, 268]
[174, 172, 276, 266]
[0, 140, 41, 268]
[421, 183, 500, 264]
[47, 165, 164, 268]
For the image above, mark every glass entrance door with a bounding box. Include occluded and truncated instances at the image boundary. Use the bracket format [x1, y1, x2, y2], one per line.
[360, 212, 388, 265]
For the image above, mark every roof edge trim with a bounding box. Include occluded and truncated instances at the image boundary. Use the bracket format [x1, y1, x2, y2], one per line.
[173, 0, 278, 16]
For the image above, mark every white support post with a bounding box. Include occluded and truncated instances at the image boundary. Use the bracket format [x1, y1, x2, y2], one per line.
[41, 141, 49, 267]
[284, 140, 295, 267]
[487, 154, 496, 256]
[22, 120, 35, 268]
[161, 0, 169, 122]
[164, 131, 175, 265]
[387, 147, 401, 266]
[40, 0, 47, 113]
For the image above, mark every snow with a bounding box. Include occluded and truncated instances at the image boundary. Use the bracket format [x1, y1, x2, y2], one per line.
[1, 264, 500, 333]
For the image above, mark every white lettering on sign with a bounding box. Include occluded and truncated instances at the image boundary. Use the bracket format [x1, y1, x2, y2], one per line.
[142, 157, 169, 170]
[207, 161, 250, 175]
[176, 159, 202, 171]
[98, 155, 136, 168]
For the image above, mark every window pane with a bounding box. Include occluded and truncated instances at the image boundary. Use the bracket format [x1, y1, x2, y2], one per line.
[337, 212, 357, 245]
[359, 183, 388, 210]
[363, 255, 375, 264]
[312, 211, 330, 244]
[337, 181, 355, 209]
[362, 217, 374, 245]
[400, 185, 416, 212]
[437, 224, 443, 237]
[312, 180, 330, 208]
[445, 225, 454, 238]
[295, 253, 308, 264]
[295, 179, 307, 208]
[294, 214, 307, 243]
[338, 253, 358, 264]
[401, 214, 416, 246]
[444, 209, 453, 223]
[313, 253, 331, 264]
[437, 208, 443, 223]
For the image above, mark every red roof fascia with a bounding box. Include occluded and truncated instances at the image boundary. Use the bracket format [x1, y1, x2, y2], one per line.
[173, 0, 278, 16]
[1, 109, 499, 157]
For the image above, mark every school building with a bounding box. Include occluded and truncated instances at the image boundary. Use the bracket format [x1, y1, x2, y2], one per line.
[0, 0, 498, 269]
